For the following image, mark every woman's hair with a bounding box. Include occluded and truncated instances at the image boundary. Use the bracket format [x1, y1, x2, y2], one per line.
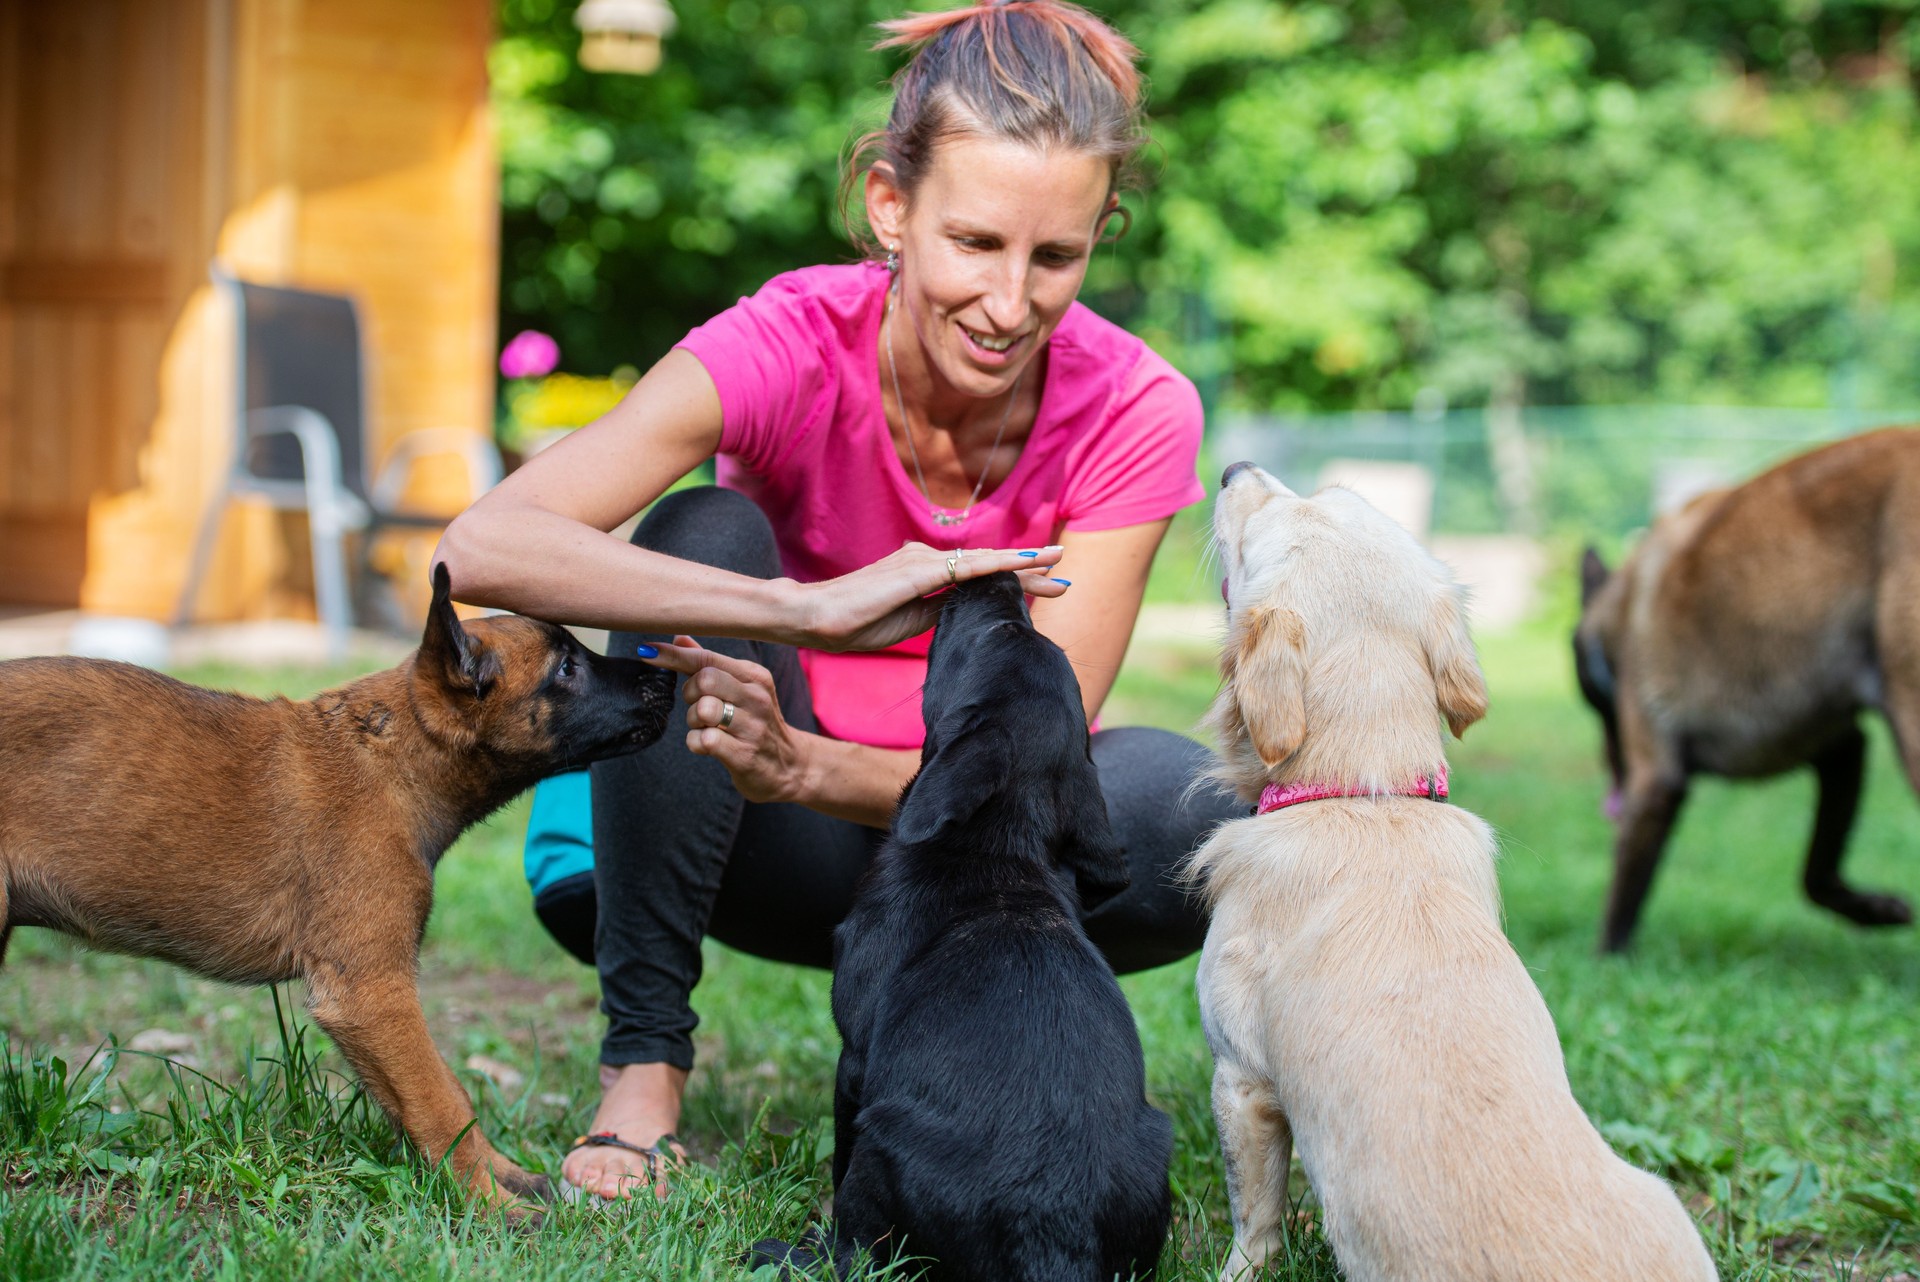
[841, 1, 1147, 250]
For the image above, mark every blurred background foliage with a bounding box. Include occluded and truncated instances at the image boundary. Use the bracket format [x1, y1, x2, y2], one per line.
[495, 0, 1920, 416]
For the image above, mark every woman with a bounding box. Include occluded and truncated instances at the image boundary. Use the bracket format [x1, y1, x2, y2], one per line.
[436, 0, 1243, 1201]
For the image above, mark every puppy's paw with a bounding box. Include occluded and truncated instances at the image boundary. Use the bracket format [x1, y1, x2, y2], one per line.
[476, 1161, 555, 1228]
[743, 1234, 826, 1278]
[494, 1166, 555, 1202]
[1814, 885, 1913, 927]
[500, 1196, 549, 1230]
[1847, 891, 1913, 926]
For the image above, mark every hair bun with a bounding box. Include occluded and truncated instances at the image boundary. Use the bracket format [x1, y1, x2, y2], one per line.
[838, 1, 1147, 254]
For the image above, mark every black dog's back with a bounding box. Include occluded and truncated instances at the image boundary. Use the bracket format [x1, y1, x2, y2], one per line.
[759, 574, 1172, 1280]
[836, 916, 1172, 1280]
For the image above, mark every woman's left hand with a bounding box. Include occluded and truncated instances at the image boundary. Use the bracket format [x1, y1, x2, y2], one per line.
[640, 636, 809, 804]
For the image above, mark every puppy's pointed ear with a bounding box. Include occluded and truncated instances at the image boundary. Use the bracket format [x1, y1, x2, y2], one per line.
[1580, 546, 1611, 607]
[1218, 606, 1307, 769]
[421, 563, 499, 697]
[1055, 755, 1130, 911]
[1426, 587, 1487, 737]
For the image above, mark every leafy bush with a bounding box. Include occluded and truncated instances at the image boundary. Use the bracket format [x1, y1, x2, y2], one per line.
[496, 0, 1920, 418]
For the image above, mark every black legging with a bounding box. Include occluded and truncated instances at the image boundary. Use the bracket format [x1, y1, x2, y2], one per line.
[570, 486, 1244, 1070]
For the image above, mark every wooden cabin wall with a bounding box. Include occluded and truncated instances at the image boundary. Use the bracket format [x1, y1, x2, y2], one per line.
[0, 0, 496, 620]
[0, 0, 223, 608]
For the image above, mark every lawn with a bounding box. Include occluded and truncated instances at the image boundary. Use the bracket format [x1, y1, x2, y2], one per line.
[3, 616, 1918, 1279]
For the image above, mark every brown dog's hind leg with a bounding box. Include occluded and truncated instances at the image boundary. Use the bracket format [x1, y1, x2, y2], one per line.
[1803, 724, 1911, 927]
[1212, 1060, 1294, 1282]
[1601, 770, 1689, 954]
[305, 966, 552, 1217]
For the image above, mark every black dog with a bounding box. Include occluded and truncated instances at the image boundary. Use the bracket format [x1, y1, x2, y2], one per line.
[753, 572, 1173, 1281]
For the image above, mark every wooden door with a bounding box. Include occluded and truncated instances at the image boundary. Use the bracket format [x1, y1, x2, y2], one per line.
[0, 0, 216, 606]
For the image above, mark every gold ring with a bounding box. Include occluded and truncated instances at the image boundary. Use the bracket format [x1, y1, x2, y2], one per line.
[945, 553, 961, 585]
[719, 701, 736, 729]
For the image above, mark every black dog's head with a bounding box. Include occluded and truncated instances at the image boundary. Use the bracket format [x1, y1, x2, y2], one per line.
[1574, 546, 1626, 815]
[895, 572, 1130, 910]
[412, 563, 676, 773]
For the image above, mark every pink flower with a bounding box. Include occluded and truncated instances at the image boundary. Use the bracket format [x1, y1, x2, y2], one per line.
[499, 330, 560, 379]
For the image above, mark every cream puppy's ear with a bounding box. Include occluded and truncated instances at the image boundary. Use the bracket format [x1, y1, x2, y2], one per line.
[1225, 605, 1308, 768]
[1426, 587, 1488, 737]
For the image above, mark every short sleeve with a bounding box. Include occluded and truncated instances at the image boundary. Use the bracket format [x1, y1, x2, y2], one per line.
[1058, 351, 1206, 531]
[674, 273, 830, 475]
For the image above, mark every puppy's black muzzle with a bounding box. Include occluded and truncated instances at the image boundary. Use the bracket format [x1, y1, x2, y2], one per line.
[567, 653, 677, 764]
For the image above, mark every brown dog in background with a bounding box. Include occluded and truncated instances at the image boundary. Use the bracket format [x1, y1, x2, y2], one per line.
[1576, 426, 1920, 953]
[0, 565, 674, 1216]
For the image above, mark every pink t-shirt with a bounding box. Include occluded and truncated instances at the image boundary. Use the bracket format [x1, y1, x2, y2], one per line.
[675, 261, 1204, 750]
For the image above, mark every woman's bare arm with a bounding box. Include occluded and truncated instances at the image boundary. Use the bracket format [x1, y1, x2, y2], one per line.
[1029, 518, 1175, 722]
[807, 519, 1180, 825]
[647, 515, 1177, 830]
[435, 350, 1064, 649]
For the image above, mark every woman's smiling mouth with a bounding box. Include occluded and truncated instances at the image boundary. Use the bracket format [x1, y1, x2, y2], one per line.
[960, 323, 1022, 359]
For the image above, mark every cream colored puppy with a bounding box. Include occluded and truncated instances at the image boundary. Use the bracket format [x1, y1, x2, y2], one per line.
[1188, 463, 1716, 1282]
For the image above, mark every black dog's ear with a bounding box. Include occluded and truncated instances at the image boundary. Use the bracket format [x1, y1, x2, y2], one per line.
[1055, 755, 1130, 911]
[892, 723, 1007, 847]
[1580, 546, 1611, 607]
[421, 562, 499, 697]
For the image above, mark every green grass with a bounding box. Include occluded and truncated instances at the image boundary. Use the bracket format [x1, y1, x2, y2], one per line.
[4, 622, 1919, 1279]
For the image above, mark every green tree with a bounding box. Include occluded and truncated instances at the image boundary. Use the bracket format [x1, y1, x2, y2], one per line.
[496, 0, 902, 375]
[496, 0, 1920, 414]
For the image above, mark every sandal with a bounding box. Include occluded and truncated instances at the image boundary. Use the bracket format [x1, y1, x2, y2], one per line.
[559, 1131, 682, 1203]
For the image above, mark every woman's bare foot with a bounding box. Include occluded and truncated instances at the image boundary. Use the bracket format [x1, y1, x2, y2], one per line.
[562, 1061, 690, 1200]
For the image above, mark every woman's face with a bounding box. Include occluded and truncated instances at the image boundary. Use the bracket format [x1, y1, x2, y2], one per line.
[867, 135, 1114, 403]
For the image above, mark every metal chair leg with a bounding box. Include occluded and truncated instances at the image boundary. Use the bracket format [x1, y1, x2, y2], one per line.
[173, 474, 233, 629]
[309, 502, 355, 663]
[254, 405, 368, 662]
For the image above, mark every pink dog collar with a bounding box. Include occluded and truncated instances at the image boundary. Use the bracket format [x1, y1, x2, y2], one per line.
[1256, 767, 1450, 815]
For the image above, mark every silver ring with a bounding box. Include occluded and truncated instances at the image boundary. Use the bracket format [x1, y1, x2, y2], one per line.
[719, 701, 736, 729]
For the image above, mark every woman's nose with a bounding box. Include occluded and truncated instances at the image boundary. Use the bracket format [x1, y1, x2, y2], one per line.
[981, 265, 1031, 332]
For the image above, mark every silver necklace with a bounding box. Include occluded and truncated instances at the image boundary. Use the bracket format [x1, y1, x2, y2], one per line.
[884, 284, 1024, 528]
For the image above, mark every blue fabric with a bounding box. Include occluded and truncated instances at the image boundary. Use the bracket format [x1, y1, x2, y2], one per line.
[524, 770, 595, 895]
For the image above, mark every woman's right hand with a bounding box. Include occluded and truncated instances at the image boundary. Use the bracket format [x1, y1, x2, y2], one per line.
[798, 542, 1068, 652]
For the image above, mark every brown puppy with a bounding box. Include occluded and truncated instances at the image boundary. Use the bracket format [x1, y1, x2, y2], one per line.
[1576, 427, 1920, 953]
[0, 565, 674, 1216]
[1191, 464, 1716, 1282]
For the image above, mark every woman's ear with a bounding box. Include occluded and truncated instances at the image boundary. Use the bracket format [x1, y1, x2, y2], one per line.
[863, 165, 907, 252]
[1426, 587, 1488, 737]
[1209, 606, 1307, 769]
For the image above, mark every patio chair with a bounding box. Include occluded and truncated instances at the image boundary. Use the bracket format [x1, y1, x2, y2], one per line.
[174, 264, 502, 656]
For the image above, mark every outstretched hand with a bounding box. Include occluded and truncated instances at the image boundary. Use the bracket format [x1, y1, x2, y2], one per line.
[638, 637, 808, 804]
[798, 542, 1068, 653]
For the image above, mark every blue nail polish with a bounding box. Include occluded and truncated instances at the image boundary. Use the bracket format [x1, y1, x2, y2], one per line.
[635, 643, 659, 658]
[1052, 578, 1072, 586]
[1018, 550, 1039, 557]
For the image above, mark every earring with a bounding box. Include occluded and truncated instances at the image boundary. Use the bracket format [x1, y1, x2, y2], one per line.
[885, 244, 900, 275]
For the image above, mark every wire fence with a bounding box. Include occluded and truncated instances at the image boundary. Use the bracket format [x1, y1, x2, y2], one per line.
[1214, 405, 1920, 544]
